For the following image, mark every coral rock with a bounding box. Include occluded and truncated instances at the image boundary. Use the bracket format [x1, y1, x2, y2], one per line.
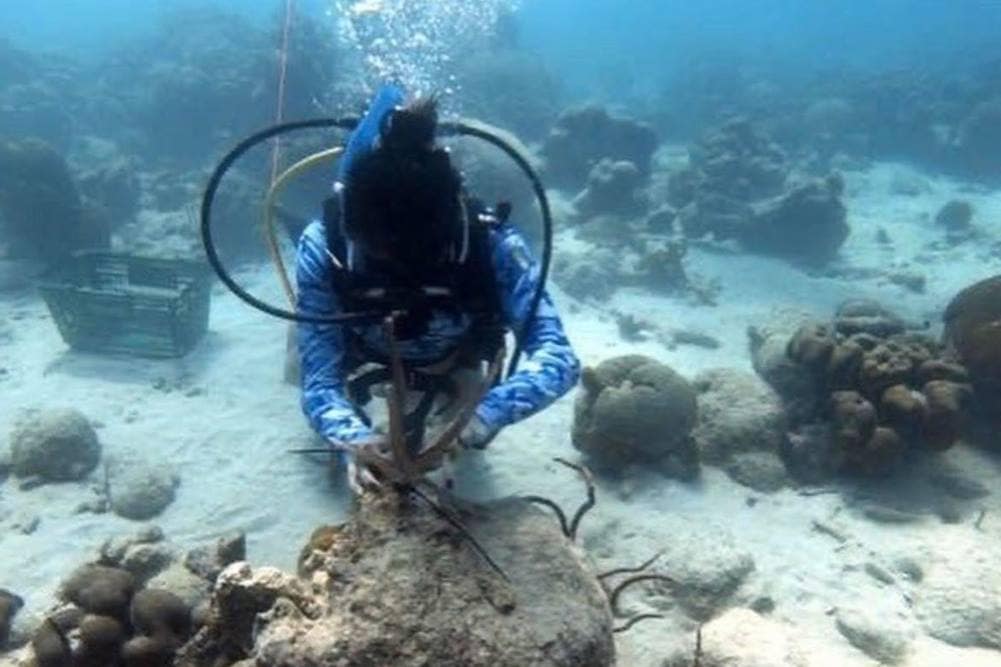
[9, 408, 100, 482]
[60, 565, 137, 621]
[880, 384, 927, 437]
[106, 452, 179, 520]
[541, 105, 658, 191]
[859, 342, 917, 399]
[943, 275, 1001, 424]
[31, 618, 71, 667]
[786, 323, 836, 371]
[829, 391, 877, 454]
[921, 380, 972, 449]
[572, 159, 646, 219]
[826, 339, 865, 390]
[744, 174, 849, 264]
[834, 299, 907, 338]
[698, 607, 807, 667]
[572, 355, 698, 474]
[130, 589, 191, 645]
[691, 369, 786, 464]
[0, 589, 23, 648]
[182, 497, 615, 667]
[76, 614, 125, 665]
[935, 199, 974, 233]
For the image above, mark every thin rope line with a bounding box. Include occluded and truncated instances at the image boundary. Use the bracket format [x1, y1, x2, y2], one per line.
[269, 0, 295, 185]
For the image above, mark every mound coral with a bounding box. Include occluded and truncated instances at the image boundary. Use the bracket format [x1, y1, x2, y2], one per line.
[572, 355, 698, 477]
[9, 408, 101, 482]
[943, 275, 1001, 426]
[12, 527, 240, 665]
[776, 300, 974, 476]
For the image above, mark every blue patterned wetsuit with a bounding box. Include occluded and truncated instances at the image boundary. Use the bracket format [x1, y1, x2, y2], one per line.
[295, 218, 580, 447]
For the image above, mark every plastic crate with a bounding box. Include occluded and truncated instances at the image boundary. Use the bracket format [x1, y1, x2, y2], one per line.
[37, 251, 211, 358]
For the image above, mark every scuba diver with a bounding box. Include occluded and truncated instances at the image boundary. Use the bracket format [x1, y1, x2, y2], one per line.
[295, 84, 581, 494]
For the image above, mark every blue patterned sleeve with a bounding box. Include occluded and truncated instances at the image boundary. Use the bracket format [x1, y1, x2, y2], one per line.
[474, 223, 581, 431]
[295, 221, 374, 445]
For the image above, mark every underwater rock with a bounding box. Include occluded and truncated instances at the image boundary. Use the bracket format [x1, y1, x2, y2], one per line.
[691, 368, 786, 464]
[0, 589, 23, 649]
[76, 613, 126, 666]
[651, 526, 755, 621]
[60, 565, 137, 621]
[183, 531, 246, 585]
[943, 274, 1001, 428]
[9, 408, 101, 482]
[572, 355, 698, 475]
[99, 526, 166, 565]
[180, 495, 615, 667]
[915, 536, 1001, 649]
[685, 117, 789, 204]
[105, 452, 180, 521]
[572, 159, 647, 220]
[130, 589, 192, 648]
[935, 199, 974, 234]
[748, 319, 820, 424]
[677, 191, 753, 241]
[697, 607, 806, 667]
[786, 322, 836, 372]
[147, 562, 212, 611]
[828, 391, 875, 453]
[30, 615, 72, 667]
[744, 174, 849, 264]
[0, 139, 110, 264]
[631, 239, 690, 294]
[116, 542, 177, 586]
[858, 340, 920, 400]
[724, 452, 790, 493]
[826, 338, 865, 390]
[920, 380, 972, 450]
[829, 392, 909, 475]
[879, 384, 926, 439]
[541, 105, 658, 191]
[552, 247, 619, 302]
[834, 299, 907, 338]
[835, 606, 911, 664]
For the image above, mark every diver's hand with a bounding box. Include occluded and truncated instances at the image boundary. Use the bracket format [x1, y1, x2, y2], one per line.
[458, 415, 499, 450]
[345, 436, 393, 495]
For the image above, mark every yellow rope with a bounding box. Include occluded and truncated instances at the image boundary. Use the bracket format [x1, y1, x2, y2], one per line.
[263, 146, 344, 306]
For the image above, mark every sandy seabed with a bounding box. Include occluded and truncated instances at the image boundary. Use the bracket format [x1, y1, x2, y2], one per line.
[1, 158, 1000, 666]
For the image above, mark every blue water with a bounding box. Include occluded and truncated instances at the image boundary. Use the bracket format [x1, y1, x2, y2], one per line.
[5, 1, 1001, 94]
[518, 0, 1001, 98]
